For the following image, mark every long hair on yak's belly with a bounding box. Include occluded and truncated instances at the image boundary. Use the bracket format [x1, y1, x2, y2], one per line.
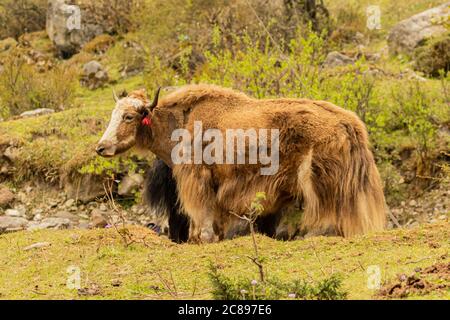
[144, 159, 283, 243]
[143, 158, 189, 243]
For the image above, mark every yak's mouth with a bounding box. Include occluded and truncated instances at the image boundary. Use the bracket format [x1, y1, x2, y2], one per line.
[96, 140, 135, 157]
[95, 142, 117, 157]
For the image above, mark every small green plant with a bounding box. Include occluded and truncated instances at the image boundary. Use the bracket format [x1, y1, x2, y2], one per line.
[208, 264, 347, 300]
[209, 192, 347, 300]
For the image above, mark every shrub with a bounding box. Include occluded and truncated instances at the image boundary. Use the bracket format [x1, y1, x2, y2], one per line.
[413, 33, 450, 77]
[0, 0, 47, 39]
[0, 50, 77, 118]
[83, 35, 116, 55]
[209, 264, 347, 300]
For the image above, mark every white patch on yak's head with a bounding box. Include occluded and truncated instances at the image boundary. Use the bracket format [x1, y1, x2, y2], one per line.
[96, 96, 147, 157]
[96, 88, 160, 157]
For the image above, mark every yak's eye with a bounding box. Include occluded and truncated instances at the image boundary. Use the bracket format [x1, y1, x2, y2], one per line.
[123, 114, 135, 122]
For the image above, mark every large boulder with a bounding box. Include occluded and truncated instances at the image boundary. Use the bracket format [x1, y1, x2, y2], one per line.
[46, 0, 104, 57]
[388, 3, 450, 56]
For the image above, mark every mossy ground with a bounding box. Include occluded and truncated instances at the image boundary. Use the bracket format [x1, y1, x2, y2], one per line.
[0, 222, 448, 300]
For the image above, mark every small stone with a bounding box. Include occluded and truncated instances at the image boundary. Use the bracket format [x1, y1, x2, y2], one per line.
[5, 209, 25, 218]
[0, 185, 15, 207]
[27, 217, 71, 231]
[111, 279, 122, 287]
[78, 222, 90, 230]
[438, 215, 447, 220]
[48, 200, 59, 208]
[64, 199, 75, 208]
[19, 108, 54, 118]
[118, 173, 144, 196]
[33, 214, 43, 221]
[99, 203, 108, 212]
[54, 211, 80, 222]
[90, 209, 108, 229]
[409, 200, 417, 206]
[23, 242, 51, 251]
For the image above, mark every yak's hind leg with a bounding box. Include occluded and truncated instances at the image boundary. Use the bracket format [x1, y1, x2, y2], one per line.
[173, 165, 222, 243]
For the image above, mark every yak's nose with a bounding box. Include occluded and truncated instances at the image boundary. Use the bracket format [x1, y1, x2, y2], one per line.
[96, 145, 106, 156]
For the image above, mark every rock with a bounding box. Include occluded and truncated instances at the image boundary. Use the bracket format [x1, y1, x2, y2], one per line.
[5, 208, 26, 218]
[118, 173, 144, 196]
[409, 200, 417, 207]
[54, 210, 80, 222]
[46, 0, 104, 57]
[387, 2, 450, 55]
[78, 221, 90, 229]
[19, 108, 55, 118]
[0, 185, 14, 208]
[64, 198, 75, 208]
[63, 174, 106, 203]
[27, 217, 72, 231]
[99, 203, 108, 212]
[23, 242, 51, 251]
[90, 209, 108, 228]
[80, 60, 109, 89]
[323, 51, 354, 68]
[3, 146, 20, 162]
[0, 216, 29, 233]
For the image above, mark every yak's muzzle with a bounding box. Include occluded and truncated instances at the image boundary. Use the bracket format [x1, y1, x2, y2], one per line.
[95, 141, 116, 157]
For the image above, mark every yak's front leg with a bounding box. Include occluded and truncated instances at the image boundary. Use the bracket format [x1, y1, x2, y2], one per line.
[173, 165, 221, 243]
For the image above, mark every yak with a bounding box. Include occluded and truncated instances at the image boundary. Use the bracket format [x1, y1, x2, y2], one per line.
[96, 84, 387, 243]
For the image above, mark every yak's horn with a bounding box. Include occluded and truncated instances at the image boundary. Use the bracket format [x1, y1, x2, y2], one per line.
[149, 87, 161, 112]
[112, 88, 119, 102]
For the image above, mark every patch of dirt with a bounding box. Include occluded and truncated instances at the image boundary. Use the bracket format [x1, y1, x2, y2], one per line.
[377, 262, 450, 299]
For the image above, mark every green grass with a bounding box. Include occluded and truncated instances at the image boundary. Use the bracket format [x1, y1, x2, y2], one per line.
[0, 222, 448, 300]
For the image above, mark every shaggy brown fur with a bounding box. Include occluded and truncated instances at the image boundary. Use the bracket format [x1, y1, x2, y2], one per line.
[99, 84, 387, 242]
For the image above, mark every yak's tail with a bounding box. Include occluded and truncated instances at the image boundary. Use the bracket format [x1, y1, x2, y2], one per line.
[298, 125, 387, 237]
[143, 158, 189, 243]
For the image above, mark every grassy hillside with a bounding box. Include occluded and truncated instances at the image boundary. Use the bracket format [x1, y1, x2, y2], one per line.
[0, 222, 448, 300]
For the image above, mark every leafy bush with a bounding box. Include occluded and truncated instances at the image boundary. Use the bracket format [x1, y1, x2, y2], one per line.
[413, 33, 450, 77]
[0, 0, 47, 39]
[209, 264, 347, 300]
[196, 27, 327, 99]
[0, 50, 77, 118]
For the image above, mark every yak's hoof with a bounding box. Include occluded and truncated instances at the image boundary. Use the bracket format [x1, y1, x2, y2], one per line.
[200, 228, 218, 243]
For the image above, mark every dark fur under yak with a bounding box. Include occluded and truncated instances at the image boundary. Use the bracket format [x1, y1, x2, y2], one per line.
[144, 158, 288, 243]
[143, 158, 189, 243]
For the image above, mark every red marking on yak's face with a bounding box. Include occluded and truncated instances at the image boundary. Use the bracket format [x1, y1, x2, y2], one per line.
[96, 98, 148, 157]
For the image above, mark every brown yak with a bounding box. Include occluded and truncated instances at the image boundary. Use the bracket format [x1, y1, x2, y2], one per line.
[96, 84, 386, 242]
